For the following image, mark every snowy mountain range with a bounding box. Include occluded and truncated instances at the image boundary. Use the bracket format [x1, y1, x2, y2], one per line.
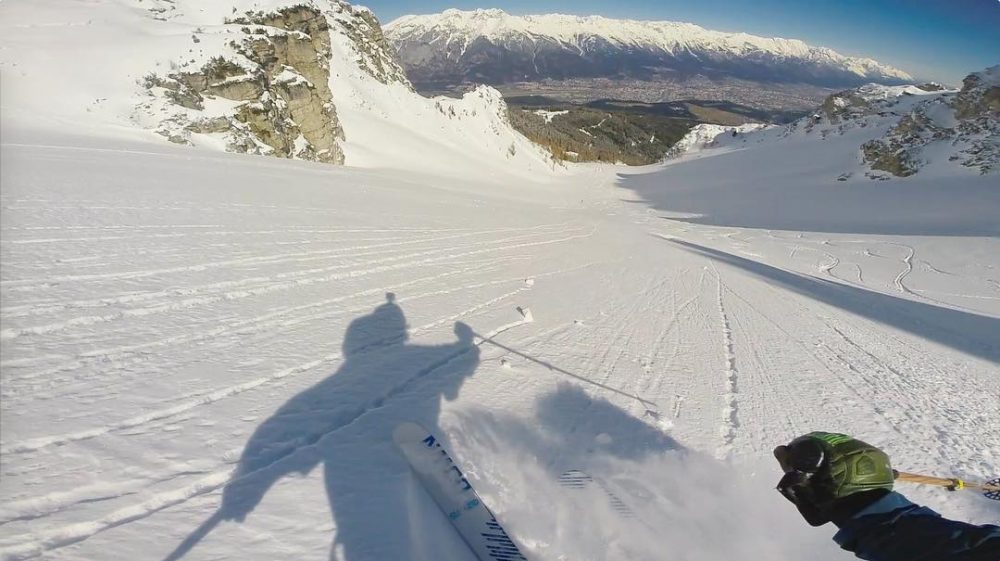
[385, 9, 914, 90]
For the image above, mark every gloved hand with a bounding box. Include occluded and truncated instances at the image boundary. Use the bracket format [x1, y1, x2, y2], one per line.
[774, 432, 894, 527]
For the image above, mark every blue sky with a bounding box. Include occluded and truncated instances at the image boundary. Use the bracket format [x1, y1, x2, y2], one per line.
[363, 0, 1000, 84]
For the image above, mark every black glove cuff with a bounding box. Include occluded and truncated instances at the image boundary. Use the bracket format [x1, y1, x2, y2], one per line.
[796, 501, 831, 527]
[829, 489, 892, 527]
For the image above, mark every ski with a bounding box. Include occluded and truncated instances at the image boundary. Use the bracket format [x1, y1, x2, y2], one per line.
[558, 469, 636, 519]
[393, 422, 527, 561]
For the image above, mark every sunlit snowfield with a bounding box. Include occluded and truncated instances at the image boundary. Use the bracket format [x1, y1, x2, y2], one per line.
[2, 123, 998, 560]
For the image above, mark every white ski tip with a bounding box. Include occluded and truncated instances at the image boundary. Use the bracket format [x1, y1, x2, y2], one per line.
[516, 306, 534, 322]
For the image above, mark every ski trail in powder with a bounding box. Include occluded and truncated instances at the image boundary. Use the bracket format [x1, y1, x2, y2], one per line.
[712, 266, 740, 460]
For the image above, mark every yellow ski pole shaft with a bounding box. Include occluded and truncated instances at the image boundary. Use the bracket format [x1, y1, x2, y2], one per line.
[894, 470, 1000, 499]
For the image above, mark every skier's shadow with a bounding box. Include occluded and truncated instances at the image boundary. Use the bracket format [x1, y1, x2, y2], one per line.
[164, 293, 481, 561]
[454, 382, 685, 476]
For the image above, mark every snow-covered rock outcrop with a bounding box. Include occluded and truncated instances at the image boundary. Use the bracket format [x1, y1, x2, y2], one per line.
[809, 67, 999, 177]
[141, 4, 357, 163]
[941, 66, 999, 174]
[665, 123, 770, 159]
[674, 67, 998, 179]
[135, 1, 554, 173]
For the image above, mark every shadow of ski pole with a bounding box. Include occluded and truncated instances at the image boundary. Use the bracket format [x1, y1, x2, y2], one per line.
[161, 511, 223, 561]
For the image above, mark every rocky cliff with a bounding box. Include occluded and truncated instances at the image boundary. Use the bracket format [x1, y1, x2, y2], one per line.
[138, 1, 409, 164]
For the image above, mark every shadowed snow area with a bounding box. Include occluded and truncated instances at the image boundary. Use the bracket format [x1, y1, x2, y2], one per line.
[620, 126, 1000, 237]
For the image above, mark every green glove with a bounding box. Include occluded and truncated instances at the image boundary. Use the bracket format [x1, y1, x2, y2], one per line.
[774, 432, 894, 526]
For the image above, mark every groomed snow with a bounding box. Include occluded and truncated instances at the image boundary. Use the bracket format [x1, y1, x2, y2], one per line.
[2, 115, 998, 559]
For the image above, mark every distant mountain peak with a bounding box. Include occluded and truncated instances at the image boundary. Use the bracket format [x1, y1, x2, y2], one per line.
[442, 7, 509, 17]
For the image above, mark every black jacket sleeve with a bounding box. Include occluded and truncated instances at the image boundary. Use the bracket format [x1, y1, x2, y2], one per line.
[833, 492, 1000, 561]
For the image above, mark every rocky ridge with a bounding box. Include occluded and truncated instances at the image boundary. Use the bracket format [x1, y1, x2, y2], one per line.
[817, 68, 998, 177]
[665, 67, 998, 179]
[509, 67, 999, 171]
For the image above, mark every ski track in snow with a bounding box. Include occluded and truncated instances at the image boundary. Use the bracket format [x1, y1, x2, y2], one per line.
[894, 244, 916, 294]
[1, 243, 594, 456]
[0, 230, 581, 379]
[0, 226, 589, 341]
[712, 266, 740, 460]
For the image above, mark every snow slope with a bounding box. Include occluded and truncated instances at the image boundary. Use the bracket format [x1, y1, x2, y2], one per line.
[2, 119, 999, 560]
[665, 123, 771, 158]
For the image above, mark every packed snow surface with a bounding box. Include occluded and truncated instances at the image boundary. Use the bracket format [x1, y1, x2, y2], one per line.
[2, 116, 999, 559]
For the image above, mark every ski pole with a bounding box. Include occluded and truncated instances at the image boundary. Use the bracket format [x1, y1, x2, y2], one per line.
[894, 470, 1000, 500]
[471, 330, 657, 408]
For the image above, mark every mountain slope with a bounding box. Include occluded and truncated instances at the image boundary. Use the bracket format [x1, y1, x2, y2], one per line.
[0, 0, 556, 177]
[2, 116, 997, 561]
[667, 66, 999, 178]
[385, 9, 912, 90]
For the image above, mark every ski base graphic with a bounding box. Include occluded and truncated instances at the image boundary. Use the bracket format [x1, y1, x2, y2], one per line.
[393, 422, 527, 561]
